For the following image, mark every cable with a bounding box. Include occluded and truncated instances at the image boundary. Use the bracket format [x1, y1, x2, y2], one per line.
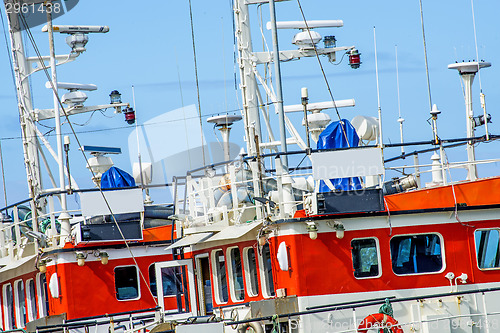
[295, 0, 351, 148]
[188, 0, 206, 166]
[418, 0, 433, 118]
[0, 5, 17, 95]
[18, 11, 158, 304]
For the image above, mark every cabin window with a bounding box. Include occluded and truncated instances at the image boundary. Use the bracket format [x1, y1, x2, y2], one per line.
[114, 266, 140, 300]
[227, 247, 244, 301]
[351, 238, 381, 278]
[243, 247, 259, 297]
[14, 280, 26, 327]
[390, 234, 443, 275]
[212, 250, 228, 303]
[26, 279, 37, 321]
[36, 273, 49, 318]
[260, 243, 275, 297]
[148, 264, 178, 297]
[475, 229, 500, 269]
[3, 284, 15, 330]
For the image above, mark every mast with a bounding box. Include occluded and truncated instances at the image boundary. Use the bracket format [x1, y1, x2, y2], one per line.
[268, 0, 288, 168]
[234, 0, 262, 156]
[5, 1, 43, 202]
[46, 3, 68, 215]
[448, 61, 490, 181]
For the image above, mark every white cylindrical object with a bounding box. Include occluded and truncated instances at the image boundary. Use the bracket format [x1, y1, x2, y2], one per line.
[431, 152, 443, 184]
[301, 87, 308, 99]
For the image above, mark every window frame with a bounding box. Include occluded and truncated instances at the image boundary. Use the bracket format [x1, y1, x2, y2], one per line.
[226, 246, 245, 303]
[114, 265, 141, 301]
[390, 232, 446, 276]
[148, 263, 159, 298]
[211, 249, 229, 305]
[14, 279, 26, 328]
[194, 253, 212, 315]
[243, 246, 260, 297]
[26, 279, 37, 322]
[36, 273, 48, 318]
[474, 228, 500, 271]
[350, 237, 382, 279]
[257, 243, 275, 298]
[3, 283, 14, 330]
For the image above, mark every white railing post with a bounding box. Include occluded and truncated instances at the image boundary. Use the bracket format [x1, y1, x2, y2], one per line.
[12, 206, 21, 259]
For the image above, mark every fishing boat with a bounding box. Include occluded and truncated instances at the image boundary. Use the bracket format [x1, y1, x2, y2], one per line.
[1, 0, 500, 332]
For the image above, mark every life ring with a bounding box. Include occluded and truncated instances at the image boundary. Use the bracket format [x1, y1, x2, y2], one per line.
[358, 313, 404, 333]
[237, 321, 264, 333]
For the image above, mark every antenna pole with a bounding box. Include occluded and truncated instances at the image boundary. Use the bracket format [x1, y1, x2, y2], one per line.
[268, 0, 288, 168]
[373, 27, 384, 149]
[395, 45, 405, 155]
[46, 2, 70, 243]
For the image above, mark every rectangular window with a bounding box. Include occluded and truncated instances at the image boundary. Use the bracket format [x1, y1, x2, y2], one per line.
[475, 229, 500, 269]
[149, 264, 179, 297]
[243, 247, 259, 297]
[114, 266, 140, 300]
[390, 234, 443, 275]
[212, 250, 228, 303]
[228, 247, 244, 301]
[3, 284, 14, 330]
[351, 238, 380, 278]
[14, 280, 26, 327]
[37, 273, 49, 318]
[26, 279, 37, 322]
[260, 243, 275, 297]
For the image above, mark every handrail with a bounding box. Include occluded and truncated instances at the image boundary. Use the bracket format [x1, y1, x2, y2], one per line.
[224, 286, 500, 326]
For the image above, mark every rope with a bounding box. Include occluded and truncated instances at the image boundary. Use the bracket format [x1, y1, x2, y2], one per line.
[271, 314, 281, 333]
[379, 298, 394, 317]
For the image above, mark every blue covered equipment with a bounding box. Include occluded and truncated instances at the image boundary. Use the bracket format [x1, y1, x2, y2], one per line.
[316, 119, 362, 192]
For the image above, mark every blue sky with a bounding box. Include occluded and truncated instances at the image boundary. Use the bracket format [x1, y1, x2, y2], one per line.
[0, 0, 499, 205]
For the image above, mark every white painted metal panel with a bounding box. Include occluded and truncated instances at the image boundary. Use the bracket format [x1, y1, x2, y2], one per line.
[203, 221, 261, 243]
[310, 147, 384, 179]
[80, 188, 144, 216]
[165, 232, 213, 250]
[176, 322, 224, 332]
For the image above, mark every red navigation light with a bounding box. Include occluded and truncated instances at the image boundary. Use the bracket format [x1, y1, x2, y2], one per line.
[123, 107, 136, 124]
[348, 48, 361, 69]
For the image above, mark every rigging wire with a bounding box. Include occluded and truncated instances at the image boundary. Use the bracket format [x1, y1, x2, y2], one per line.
[395, 45, 405, 155]
[0, 142, 7, 207]
[470, 0, 490, 141]
[18, 12, 158, 305]
[188, 0, 206, 165]
[470, 0, 482, 92]
[418, 0, 433, 115]
[295, 0, 351, 148]
[0, 6, 16, 94]
[0, 104, 276, 142]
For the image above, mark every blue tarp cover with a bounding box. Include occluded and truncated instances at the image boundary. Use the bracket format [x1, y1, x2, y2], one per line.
[317, 119, 362, 192]
[101, 166, 136, 189]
